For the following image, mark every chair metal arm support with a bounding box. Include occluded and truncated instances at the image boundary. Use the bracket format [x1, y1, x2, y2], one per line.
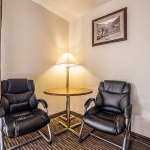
[84, 98, 95, 114]
[0, 105, 5, 118]
[124, 104, 133, 119]
[84, 98, 95, 109]
[37, 99, 48, 108]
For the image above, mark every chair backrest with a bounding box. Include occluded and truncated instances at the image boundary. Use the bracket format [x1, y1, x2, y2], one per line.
[1, 79, 37, 114]
[95, 80, 131, 113]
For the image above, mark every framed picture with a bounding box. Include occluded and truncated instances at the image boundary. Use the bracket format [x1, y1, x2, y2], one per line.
[92, 7, 127, 46]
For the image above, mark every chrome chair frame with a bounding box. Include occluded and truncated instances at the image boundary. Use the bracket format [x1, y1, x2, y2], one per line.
[0, 106, 52, 150]
[79, 101, 132, 150]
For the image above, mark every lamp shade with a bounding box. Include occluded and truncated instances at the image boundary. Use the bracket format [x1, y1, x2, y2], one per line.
[56, 53, 79, 67]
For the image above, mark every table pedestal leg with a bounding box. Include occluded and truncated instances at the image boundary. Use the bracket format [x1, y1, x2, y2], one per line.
[53, 96, 81, 136]
[53, 120, 81, 136]
[66, 96, 70, 128]
[59, 114, 75, 121]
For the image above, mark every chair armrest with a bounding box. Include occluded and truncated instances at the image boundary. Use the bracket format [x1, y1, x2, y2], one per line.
[37, 99, 48, 108]
[84, 98, 95, 109]
[124, 104, 133, 119]
[0, 105, 5, 118]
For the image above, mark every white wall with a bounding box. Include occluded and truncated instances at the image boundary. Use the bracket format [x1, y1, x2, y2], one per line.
[2, 0, 150, 138]
[2, 0, 69, 114]
[69, 0, 150, 137]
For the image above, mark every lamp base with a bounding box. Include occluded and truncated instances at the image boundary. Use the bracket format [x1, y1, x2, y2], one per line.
[59, 114, 75, 121]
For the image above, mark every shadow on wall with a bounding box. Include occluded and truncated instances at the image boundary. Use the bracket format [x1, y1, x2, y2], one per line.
[131, 83, 141, 117]
[131, 83, 150, 137]
[130, 83, 140, 131]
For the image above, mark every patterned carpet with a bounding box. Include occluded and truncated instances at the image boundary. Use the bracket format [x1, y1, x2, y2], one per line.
[4, 115, 150, 150]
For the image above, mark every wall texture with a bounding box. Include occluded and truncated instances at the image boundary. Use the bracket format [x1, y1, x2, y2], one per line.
[69, 0, 150, 137]
[1, 0, 69, 114]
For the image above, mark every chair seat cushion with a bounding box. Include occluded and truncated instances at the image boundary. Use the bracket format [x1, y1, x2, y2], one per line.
[3, 108, 50, 138]
[84, 107, 125, 135]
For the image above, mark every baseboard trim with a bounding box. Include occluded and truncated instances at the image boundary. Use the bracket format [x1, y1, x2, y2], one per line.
[49, 110, 150, 146]
[131, 132, 150, 146]
[49, 110, 66, 118]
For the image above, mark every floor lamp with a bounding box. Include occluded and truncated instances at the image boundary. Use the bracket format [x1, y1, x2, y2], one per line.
[56, 53, 79, 121]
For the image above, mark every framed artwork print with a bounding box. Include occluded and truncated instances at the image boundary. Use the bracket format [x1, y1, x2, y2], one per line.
[92, 7, 127, 46]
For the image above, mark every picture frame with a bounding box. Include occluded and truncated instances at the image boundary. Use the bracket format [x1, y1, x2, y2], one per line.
[92, 7, 127, 46]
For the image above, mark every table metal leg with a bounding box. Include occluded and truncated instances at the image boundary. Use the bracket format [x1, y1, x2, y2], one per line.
[54, 121, 81, 136]
[53, 95, 81, 136]
[59, 121, 67, 128]
[70, 122, 82, 128]
[59, 114, 75, 121]
[66, 96, 70, 128]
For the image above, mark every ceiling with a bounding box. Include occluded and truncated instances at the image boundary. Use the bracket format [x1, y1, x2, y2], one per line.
[32, 0, 111, 22]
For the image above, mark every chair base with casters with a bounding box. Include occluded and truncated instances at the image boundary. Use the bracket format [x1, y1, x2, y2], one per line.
[0, 79, 52, 150]
[79, 80, 133, 150]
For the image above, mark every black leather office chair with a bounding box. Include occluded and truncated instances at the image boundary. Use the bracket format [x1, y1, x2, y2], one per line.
[0, 79, 52, 150]
[79, 80, 132, 150]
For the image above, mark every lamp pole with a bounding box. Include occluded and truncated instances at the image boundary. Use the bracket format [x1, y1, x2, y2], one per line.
[66, 66, 70, 127]
[66, 67, 69, 88]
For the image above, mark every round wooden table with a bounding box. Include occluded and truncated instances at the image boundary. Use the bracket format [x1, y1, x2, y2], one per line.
[44, 88, 93, 136]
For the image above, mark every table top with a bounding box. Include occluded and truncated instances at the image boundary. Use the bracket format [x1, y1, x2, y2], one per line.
[44, 87, 93, 96]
